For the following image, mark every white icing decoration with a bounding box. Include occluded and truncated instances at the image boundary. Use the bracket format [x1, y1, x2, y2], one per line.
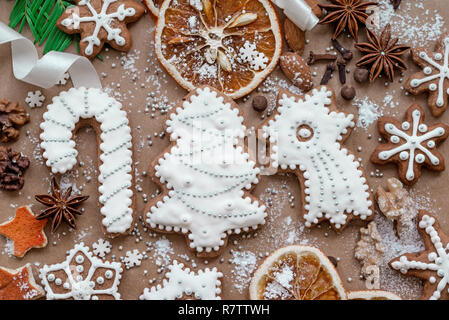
[391, 214, 449, 300]
[40, 87, 134, 234]
[145, 87, 267, 253]
[377, 108, 445, 181]
[39, 242, 123, 300]
[262, 87, 372, 229]
[139, 261, 222, 300]
[409, 38, 449, 109]
[62, 0, 137, 56]
[390, 136, 400, 144]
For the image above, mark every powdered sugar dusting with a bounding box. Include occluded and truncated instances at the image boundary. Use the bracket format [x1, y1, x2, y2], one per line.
[229, 250, 258, 293]
[371, 0, 445, 47]
[376, 190, 437, 298]
[353, 96, 383, 129]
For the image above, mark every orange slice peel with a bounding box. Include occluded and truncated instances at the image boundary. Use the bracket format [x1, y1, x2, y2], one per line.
[249, 245, 347, 300]
[348, 290, 402, 300]
[154, 0, 282, 99]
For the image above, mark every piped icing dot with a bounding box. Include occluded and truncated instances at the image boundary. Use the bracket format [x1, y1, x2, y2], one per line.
[402, 122, 410, 130]
[419, 124, 428, 133]
[415, 154, 425, 163]
[390, 135, 400, 144]
[399, 151, 409, 160]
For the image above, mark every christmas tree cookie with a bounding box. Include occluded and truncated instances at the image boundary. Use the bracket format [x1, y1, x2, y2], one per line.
[144, 86, 267, 258]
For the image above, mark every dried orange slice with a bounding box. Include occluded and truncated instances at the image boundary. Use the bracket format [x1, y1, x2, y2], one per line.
[154, 0, 282, 99]
[249, 245, 346, 300]
[348, 290, 402, 300]
[143, 0, 164, 17]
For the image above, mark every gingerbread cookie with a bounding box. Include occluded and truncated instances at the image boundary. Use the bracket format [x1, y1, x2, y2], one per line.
[0, 206, 47, 258]
[39, 242, 123, 300]
[260, 86, 374, 230]
[57, 0, 145, 59]
[406, 33, 449, 117]
[371, 104, 449, 186]
[390, 211, 449, 300]
[0, 264, 44, 300]
[139, 260, 223, 300]
[39, 87, 135, 237]
[144, 86, 267, 258]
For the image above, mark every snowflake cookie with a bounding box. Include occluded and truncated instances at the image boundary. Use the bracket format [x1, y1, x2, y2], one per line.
[139, 260, 223, 300]
[25, 90, 45, 108]
[39, 242, 123, 300]
[57, 0, 145, 59]
[390, 211, 449, 300]
[406, 33, 449, 117]
[238, 41, 268, 71]
[40, 87, 135, 236]
[92, 238, 112, 258]
[371, 104, 449, 185]
[57, 72, 70, 85]
[144, 86, 267, 257]
[260, 86, 374, 230]
[123, 249, 143, 268]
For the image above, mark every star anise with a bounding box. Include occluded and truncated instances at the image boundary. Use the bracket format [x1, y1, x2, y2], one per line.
[35, 178, 89, 232]
[355, 24, 410, 82]
[319, 0, 378, 42]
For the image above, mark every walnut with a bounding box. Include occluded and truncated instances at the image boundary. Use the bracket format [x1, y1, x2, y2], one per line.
[354, 221, 384, 289]
[0, 99, 30, 143]
[0, 146, 30, 191]
[376, 177, 416, 237]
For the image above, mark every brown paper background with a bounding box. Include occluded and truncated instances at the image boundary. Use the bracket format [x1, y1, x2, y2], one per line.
[0, 0, 448, 300]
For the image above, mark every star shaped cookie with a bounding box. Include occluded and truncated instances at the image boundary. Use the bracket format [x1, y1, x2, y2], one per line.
[0, 264, 44, 300]
[371, 104, 449, 185]
[57, 0, 145, 59]
[0, 206, 47, 258]
[390, 211, 449, 300]
[405, 33, 449, 117]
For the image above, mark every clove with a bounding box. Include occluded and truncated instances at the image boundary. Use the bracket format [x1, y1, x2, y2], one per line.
[307, 51, 337, 65]
[391, 0, 401, 9]
[337, 57, 347, 84]
[332, 39, 353, 61]
[320, 62, 336, 85]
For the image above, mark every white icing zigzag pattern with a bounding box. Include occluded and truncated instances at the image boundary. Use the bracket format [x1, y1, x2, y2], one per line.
[146, 87, 267, 254]
[139, 260, 222, 300]
[391, 214, 449, 300]
[61, 0, 137, 56]
[40, 87, 134, 234]
[262, 87, 372, 229]
[39, 242, 123, 300]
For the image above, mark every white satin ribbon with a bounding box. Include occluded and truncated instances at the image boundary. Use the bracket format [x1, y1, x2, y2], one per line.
[0, 21, 101, 89]
[272, 0, 319, 31]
